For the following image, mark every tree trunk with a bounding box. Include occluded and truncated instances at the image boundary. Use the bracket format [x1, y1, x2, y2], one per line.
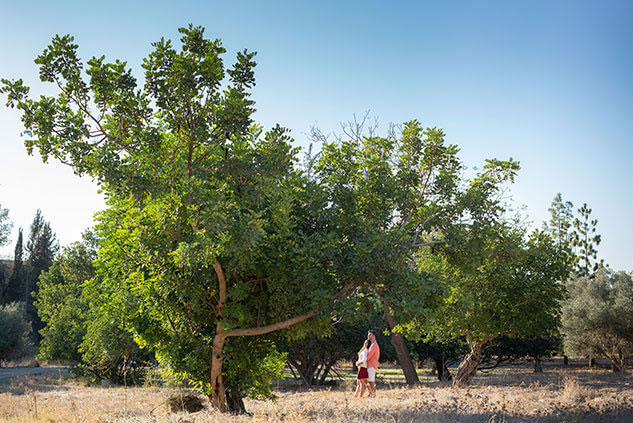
[209, 333, 228, 412]
[563, 355, 569, 365]
[453, 344, 483, 387]
[589, 357, 595, 368]
[433, 356, 452, 381]
[533, 356, 543, 373]
[382, 304, 419, 385]
[380, 298, 419, 385]
[319, 362, 334, 385]
[226, 387, 246, 414]
[609, 351, 625, 373]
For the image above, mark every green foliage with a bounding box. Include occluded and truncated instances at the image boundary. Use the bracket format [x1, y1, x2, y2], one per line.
[0, 302, 32, 364]
[414, 226, 568, 348]
[571, 203, 603, 276]
[545, 193, 575, 271]
[36, 231, 152, 383]
[2, 26, 343, 408]
[25, 210, 58, 342]
[312, 118, 521, 328]
[561, 269, 633, 371]
[36, 233, 96, 361]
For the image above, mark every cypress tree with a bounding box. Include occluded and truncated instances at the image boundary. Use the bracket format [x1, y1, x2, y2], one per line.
[3, 228, 25, 304]
[25, 210, 58, 343]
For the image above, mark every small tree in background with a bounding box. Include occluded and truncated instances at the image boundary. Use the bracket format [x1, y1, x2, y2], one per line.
[0, 302, 32, 365]
[410, 337, 466, 381]
[561, 269, 633, 372]
[37, 231, 154, 383]
[3, 229, 25, 304]
[413, 226, 568, 387]
[571, 203, 602, 276]
[545, 193, 575, 270]
[480, 335, 560, 373]
[25, 210, 58, 343]
[0, 204, 13, 305]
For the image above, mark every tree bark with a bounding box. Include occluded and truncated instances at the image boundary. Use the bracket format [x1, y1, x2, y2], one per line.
[453, 344, 483, 387]
[563, 355, 569, 365]
[382, 301, 419, 385]
[209, 332, 228, 412]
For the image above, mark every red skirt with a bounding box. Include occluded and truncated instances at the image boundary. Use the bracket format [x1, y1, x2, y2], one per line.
[357, 366, 368, 379]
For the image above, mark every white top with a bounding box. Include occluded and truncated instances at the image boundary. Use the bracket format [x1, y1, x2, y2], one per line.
[356, 349, 368, 368]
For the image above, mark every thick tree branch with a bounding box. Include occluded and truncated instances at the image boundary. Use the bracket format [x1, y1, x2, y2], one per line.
[213, 261, 227, 310]
[226, 311, 315, 337]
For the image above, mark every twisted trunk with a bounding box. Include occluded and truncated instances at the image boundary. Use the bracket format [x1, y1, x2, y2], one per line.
[453, 343, 483, 387]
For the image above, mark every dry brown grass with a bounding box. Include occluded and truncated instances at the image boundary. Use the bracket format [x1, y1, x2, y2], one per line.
[1, 364, 633, 423]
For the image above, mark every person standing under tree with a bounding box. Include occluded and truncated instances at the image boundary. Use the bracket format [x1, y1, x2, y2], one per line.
[366, 330, 380, 397]
[354, 339, 370, 398]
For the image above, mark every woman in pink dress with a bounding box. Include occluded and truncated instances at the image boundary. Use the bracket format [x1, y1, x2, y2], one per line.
[354, 339, 370, 398]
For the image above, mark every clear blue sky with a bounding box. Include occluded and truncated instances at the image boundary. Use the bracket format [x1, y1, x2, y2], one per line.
[0, 1, 631, 270]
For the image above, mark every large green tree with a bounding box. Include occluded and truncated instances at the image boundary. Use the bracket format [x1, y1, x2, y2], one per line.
[2, 26, 349, 412]
[311, 118, 520, 385]
[412, 225, 568, 386]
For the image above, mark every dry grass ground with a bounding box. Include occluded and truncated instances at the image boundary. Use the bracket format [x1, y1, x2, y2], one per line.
[1, 360, 632, 423]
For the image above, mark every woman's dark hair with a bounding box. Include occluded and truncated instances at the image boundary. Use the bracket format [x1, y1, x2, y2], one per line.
[364, 339, 371, 349]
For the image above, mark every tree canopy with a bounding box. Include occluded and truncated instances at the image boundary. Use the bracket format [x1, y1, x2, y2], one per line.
[561, 269, 633, 372]
[1, 25, 350, 412]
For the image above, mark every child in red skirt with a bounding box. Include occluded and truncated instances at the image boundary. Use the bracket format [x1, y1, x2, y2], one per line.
[354, 339, 371, 398]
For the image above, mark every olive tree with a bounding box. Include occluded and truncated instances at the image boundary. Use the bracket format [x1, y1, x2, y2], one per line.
[561, 269, 633, 372]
